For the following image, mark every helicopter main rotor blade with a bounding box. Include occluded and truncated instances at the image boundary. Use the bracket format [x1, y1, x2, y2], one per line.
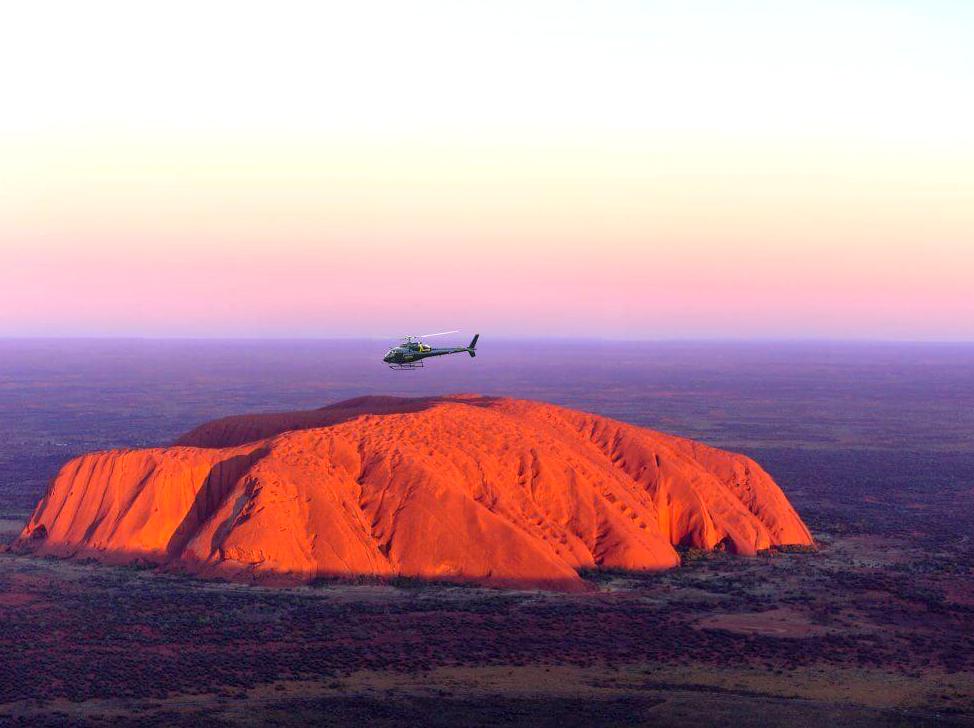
[417, 330, 460, 338]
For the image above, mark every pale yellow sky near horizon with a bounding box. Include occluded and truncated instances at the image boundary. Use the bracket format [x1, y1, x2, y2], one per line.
[2, 1, 972, 338]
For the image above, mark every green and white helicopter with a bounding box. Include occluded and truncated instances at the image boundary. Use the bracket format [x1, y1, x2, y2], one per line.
[383, 330, 479, 370]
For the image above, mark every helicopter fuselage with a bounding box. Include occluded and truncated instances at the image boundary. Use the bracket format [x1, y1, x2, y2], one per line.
[383, 334, 479, 369]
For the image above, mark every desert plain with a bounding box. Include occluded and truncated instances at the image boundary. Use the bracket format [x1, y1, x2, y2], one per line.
[0, 339, 971, 726]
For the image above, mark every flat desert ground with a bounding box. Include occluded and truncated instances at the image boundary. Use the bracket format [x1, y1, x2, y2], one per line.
[0, 340, 971, 726]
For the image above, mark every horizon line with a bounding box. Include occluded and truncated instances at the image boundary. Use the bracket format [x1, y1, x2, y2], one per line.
[2, 335, 974, 346]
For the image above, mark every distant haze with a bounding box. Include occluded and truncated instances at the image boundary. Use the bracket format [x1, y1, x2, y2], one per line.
[2, 1, 972, 339]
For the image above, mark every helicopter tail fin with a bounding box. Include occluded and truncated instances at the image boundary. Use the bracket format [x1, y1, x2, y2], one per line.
[468, 334, 479, 357]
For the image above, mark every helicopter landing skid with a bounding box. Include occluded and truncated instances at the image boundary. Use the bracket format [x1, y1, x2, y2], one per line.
[389, 361, 424, 370]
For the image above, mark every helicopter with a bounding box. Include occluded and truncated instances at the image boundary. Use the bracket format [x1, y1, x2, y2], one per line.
[383, 330, 479, 370]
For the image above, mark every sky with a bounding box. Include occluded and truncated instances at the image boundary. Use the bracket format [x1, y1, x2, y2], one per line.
[1, 0, 972, 339]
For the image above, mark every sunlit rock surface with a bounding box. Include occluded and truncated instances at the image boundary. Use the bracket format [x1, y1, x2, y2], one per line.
[17, 395, 813, 591]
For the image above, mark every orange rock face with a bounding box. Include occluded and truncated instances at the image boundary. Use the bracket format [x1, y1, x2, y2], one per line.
[17, 395, 813, 591]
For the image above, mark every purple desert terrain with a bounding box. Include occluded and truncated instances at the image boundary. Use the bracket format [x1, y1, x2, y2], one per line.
[0, 339, 972, 726]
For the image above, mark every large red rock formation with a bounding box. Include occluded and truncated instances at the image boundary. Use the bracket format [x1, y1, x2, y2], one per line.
[16, 395, 813, 591]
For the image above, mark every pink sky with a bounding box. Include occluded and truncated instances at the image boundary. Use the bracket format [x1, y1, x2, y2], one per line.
[2, 2, 972, 339]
